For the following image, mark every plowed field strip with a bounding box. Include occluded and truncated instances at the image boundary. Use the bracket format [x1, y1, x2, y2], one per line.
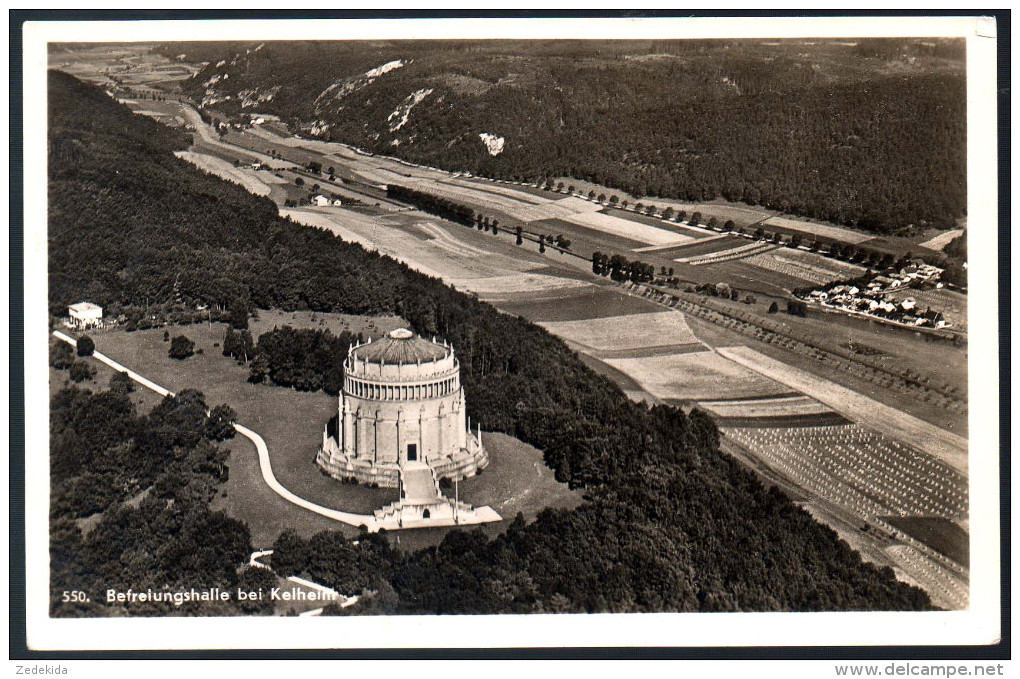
[717, 346, 968, 474]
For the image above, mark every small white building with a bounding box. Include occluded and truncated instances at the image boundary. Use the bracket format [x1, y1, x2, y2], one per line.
[332, 198, 343, 206]
[312, 194, 330, 207]
[68, 302, 103, 329]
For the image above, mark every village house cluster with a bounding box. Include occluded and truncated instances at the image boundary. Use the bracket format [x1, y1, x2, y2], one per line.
[802, 260, 950, 330]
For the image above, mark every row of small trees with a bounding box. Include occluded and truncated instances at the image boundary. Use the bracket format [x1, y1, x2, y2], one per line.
[591, 251, 655, 282]
[536, 182, 748, 231]
[387, 185, 475, 227]
[387, 184, 573, 257]
[746, 226, 914, 269]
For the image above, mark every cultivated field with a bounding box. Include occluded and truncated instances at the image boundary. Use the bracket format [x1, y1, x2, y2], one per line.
[549, 176, 775, 227]
[666, 235, 747, 260]
[884, 516, 969, 567]
[920, 228, 965, 251]
[175, 151, 275, 197]
[562, 210, 694, 246]
[446, 273, 590, 297]
[681, 241, 779, 265]
[281, 208, 379, 252]
[354, 164, 428, 188]
[606, 210, 717, 238]
[698, 394, 833, 419]
[49, 45, 201, 88]
[698, 260, 815, 296]
[514, 195, 603, 223]
[725, 424, 968, 522]
[682, 307, 968, 434]
[884, 544, 968, 611]
[724, 416, 971, 611]
[717, 346, 968, 473]
[495, 285, 664, 322]
[225, 128, 341, 171]
[761, 216, 872, 244]
[458, 178, 548, 204]
[284, 202, 606, 305]
[744, 248, 866, 286]
[857, 235, 939, 258]
[538, 310, 701, 355]
[527, 217, 650, 254]
[693, 292, 968, 393]
[632, 233, 727, 255]
[604, 350, 790, 402]
[336, 166, 549, 221]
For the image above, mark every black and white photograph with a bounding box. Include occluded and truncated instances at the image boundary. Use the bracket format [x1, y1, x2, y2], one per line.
[15, 13, 1004, 657]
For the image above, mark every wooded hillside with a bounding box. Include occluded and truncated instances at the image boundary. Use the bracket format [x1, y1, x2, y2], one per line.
[165, 38, 967, 233]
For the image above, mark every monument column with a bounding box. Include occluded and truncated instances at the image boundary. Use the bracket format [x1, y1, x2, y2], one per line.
[373, 411, 379, 464]
[456, 388, 467, 449]
[437, 402, 445, 458]
[342, 397, 353, 453]
[396, 410, 404, 465]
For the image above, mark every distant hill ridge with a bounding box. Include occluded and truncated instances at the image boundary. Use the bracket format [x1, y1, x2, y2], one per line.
[164, 38, 967, 234]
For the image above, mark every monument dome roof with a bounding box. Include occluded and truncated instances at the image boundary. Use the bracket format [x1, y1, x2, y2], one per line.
[351, 328, 450, 365]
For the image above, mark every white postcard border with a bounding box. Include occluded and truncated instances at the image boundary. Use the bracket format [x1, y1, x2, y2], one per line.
[20, 15, 1002, 650]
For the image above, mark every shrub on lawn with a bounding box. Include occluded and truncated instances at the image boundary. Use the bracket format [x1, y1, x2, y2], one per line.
[169, 335, 195, 360]
[76, 335, 95, 357]
[69, 361, 96, 383]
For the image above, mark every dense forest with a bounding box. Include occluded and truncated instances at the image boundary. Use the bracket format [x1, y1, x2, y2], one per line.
[49, 386, 266, 616]
[247, 325, 361, 394]
[164, 38, 967, 233]
[48, 70, 932, 613]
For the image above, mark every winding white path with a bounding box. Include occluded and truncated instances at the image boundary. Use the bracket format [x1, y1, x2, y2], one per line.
[53, 330, 173, 397]
[232, 421, 382, 530]
[54, 330, 381, 529]
[248, 549, 359, 616]
[51, 330, 501, 532]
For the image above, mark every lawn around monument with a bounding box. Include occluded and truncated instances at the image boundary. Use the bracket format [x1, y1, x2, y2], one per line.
[74, 314, 582, 548]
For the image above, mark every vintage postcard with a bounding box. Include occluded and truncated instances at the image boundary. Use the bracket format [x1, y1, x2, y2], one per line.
[19, 15, 1001, 652]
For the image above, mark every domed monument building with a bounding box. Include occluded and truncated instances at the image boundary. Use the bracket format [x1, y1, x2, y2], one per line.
[317, 329, 496, 527]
